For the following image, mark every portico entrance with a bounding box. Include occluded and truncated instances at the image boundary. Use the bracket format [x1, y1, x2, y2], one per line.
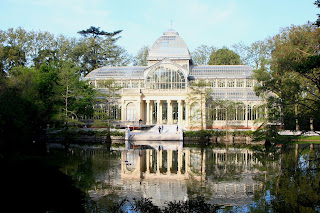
[145, 99, 186, 126]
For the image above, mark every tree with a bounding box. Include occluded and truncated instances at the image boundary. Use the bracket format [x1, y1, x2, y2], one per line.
[29, 30, 55, 67]
[92, 79, 122, 142]
[253, 23, 320, 131]
[188, 80, 212, 134]
[208, 48, 241, 65]
[0, 45, 26, 74]
[315, 0, 320, 27]
[56, 61, 96, 128]
[210, 100, 244, 141]
[77, 26, 122, 39]
[0, 66, 51, 156]
[133, 46, 149, 66]
[76, 26, 122, 74]
[191, 45, 216, 65]
[106, 45, 131, 67]
[232, 41, 271, 69]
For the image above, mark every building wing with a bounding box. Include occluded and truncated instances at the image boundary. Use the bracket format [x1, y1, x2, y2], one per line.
[85, 66, 147, 80]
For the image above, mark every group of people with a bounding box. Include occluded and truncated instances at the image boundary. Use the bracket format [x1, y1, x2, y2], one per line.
[158, 125, 163, 133]
[158, 125, 179, 134]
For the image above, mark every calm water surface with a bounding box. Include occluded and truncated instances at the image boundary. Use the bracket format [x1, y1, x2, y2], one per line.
[47, 142, 320, 212]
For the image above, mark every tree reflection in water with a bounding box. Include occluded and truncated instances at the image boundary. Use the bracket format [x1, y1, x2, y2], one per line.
[250, 143, 320, 212]
[47, 143, 320, 212]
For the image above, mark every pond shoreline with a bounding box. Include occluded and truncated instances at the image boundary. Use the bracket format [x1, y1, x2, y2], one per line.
[44, 135, 264, 145]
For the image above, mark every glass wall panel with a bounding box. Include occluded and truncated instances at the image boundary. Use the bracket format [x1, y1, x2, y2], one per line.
[217, 108, 226, 120]
[218, 79, 225, 87]
[146, 66, 186, 89]
[246, 79, 253, 87]
[131, 80, 139, 88]
[237, 79, 244, 87]
[237, 106, 245, 120]
[210, 80, 216, 88]
[227, 79, 235, 87]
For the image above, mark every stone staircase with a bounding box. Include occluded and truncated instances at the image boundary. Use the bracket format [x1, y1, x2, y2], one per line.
[126, 124, 183, 141]
[148, 124, 180, 133]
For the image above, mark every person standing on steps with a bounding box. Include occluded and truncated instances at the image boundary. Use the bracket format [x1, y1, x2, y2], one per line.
[158, 126, 161, 134]
[139, 119, 142, 129]
[162, 125, 164, 132]
[176, 125, 178, 134]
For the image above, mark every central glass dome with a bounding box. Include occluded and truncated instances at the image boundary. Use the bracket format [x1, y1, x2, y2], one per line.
[148, 29, 191, 61]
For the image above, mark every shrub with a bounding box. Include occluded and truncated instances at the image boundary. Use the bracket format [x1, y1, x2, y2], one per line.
[184, 130, 227, 138]
[110, 131, 125, 137]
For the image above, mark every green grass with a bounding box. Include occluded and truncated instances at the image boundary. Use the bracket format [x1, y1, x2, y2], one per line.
[277, 135, 320, 144]
[296, 135, 320, 140]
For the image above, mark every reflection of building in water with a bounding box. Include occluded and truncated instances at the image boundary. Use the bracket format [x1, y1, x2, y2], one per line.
[121, 149, 205, 180]
[120, 147, 266, 206]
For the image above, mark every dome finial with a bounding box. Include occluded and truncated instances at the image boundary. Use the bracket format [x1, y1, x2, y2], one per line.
[166, 20, 176, 34]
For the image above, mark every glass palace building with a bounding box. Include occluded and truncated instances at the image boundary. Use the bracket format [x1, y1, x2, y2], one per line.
[84, 29, 263, 129]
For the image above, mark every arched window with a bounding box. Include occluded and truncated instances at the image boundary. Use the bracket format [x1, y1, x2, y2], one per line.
[126, 102, 136, 121]
[146, 66, 185, 89]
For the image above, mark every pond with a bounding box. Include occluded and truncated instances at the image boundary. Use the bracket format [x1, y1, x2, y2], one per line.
[47, 142, 320, 212]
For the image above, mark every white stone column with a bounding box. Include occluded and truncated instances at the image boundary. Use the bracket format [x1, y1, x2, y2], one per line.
[146, 100, 150, 125]
[178, 100, 182, 126]
[137, 100, 141, 121]
[121, 101, 125, 122]
[160, 101, 163, 124]
[185, 101, 189, 128]
[245, 104, 248, 128]
[150, 101, 154, 124]
[157, 100, 161, 124]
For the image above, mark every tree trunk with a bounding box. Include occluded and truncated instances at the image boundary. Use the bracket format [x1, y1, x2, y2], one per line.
[65, 76, 69, 128]
[310, 117, 314, 131]
[295, 103, 300, 131]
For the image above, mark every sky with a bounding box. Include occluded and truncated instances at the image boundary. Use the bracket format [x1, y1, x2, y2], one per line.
[0, 0, 318, 55]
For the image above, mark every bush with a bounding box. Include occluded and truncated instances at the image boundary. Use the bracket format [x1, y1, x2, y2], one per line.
[184, 130, 226, 138]
[232, 130, 253, 137]
[110, 131, 125, 137]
